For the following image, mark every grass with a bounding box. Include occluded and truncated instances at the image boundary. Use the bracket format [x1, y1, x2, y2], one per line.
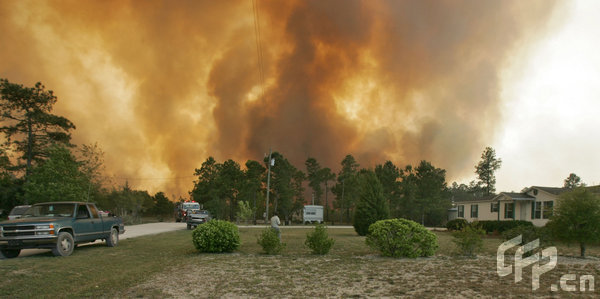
[2, 227, 600, 297]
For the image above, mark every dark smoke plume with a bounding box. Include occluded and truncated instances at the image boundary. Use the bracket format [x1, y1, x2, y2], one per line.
[0, 0, 559, 197]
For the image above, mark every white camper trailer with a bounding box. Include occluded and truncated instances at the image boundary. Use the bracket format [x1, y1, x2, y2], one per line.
[303, 205, 323, 224]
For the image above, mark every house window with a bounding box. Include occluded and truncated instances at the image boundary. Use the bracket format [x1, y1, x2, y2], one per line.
[491, 202, 499, 213]
[471, 204, 478, 218]
[543, 201, 554, 219]
[532, 202, 541, 219]
[457, 205, 464, 218]
[504, 203, 514, 219]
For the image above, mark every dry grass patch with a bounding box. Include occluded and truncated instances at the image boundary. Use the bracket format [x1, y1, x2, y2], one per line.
[125, 227, 600, 298]
[3, 226, 600, 298]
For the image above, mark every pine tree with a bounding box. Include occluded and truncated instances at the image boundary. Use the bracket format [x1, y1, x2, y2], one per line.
[475, 147, 502, 196]
[353, 170, 389, 236]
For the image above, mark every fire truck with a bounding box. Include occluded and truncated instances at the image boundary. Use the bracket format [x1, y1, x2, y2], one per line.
[174, 201, 201, 222]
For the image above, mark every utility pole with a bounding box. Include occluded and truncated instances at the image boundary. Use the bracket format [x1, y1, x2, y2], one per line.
[340, 179, 345, 223]
[325, 180, 328, 223]
[265, 148, 273, 224]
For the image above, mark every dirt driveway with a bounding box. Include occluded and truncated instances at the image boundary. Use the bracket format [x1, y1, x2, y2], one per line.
[15, 222, 187, 258]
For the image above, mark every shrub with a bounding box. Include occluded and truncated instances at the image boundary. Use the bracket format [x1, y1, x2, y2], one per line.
[305, 224, 335, 255]
[547, 188, 600, 257]
[446, 218, 468, 231]
[476, 220, 533, 234]
[192, 220, 240, 253]
[366, 218, 438, 258]
[452, 225, 485, 257]
[353, 170, 390, 236]
[257, 228, 286, 254]
[502, 225, 552, 256]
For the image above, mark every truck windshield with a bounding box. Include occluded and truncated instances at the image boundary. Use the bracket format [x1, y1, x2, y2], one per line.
[22, 203, 76, 218]
[9, 206, 31, 215]
[182, 203, 200, 210]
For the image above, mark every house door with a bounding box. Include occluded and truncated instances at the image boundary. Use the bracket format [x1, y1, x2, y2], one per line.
[519, 202, 527, 220]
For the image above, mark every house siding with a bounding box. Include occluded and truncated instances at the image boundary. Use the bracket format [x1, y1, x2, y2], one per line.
[457, 201, 497, 222]
[524, 188, 557, 226]
[454, 187, 563, 227]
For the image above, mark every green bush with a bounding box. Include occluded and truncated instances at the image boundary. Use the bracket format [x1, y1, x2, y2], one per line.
[446, 218, 469, 231]
[476, 220, 533, 234]
[192, 220, 240, 253]
[305, 224, 335, 255]
[366, 218, 438, 258]
[452, 225, 485, 257]
[257, 228, 286, 254]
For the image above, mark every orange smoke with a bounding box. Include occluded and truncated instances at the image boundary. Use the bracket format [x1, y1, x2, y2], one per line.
[0, 0, 559, 197]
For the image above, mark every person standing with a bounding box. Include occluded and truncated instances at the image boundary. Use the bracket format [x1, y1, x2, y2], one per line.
[270, 212, 281, 240]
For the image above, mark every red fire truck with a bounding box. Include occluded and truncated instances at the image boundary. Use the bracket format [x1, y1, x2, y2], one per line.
[174, 201, 201, 222]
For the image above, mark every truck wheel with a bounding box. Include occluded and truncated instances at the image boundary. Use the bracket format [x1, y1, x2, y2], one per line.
[0, 249, 21, 259]
[106, 227, 119, 247]
[52, 232, 74, 257]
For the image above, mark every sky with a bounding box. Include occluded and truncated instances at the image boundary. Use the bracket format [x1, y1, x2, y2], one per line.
[0, 0, 597, 199]
[495, 0, 600, 191]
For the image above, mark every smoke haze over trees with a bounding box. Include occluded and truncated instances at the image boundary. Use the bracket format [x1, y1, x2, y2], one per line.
[0, 1, 561, 197]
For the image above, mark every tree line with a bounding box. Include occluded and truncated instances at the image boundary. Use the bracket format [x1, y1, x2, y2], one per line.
[0, 79, 174, 221]
[191, 148, 503, 227]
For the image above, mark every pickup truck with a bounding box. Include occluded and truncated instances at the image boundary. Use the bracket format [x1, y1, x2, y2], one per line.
[0, 201, 125, 258]
[186, 209, 212, 230]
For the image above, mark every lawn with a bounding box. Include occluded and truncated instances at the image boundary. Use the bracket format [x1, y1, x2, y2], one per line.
[1, 227, 599, 298]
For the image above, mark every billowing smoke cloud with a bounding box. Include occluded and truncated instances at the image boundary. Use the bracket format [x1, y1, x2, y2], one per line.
[0, 0, 559, 197]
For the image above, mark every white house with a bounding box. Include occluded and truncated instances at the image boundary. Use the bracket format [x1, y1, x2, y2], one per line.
[453, 186, 586, 226]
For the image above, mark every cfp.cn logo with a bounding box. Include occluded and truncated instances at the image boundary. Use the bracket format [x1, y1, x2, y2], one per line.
[497, 235, 595, 292]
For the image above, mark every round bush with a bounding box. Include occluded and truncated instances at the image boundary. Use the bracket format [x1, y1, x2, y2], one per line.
[192, 220, 240, 253]
[446, 218, 468, 231]
[305, 224, 335, 255]
[452, 224, 485, 257]
[366, 218, 438, 258]
[257, 228, 285, 254]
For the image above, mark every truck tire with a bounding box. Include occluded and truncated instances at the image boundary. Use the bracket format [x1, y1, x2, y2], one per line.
[52, 232, 74, 257]
[0, 249, 21, 259]
[106, 227, 119, 247]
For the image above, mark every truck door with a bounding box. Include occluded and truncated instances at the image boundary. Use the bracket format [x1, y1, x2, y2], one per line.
[75, 204, 103, 241]
[87, 204, 104, 236]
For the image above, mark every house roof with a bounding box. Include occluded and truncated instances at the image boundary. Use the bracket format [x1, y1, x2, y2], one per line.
[529, 186, 600, 195]
[453, 185, 600, 204]
[453, 194, 496, 203]
[530, 186, 568, 195]
[498, 192, 534, 201]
